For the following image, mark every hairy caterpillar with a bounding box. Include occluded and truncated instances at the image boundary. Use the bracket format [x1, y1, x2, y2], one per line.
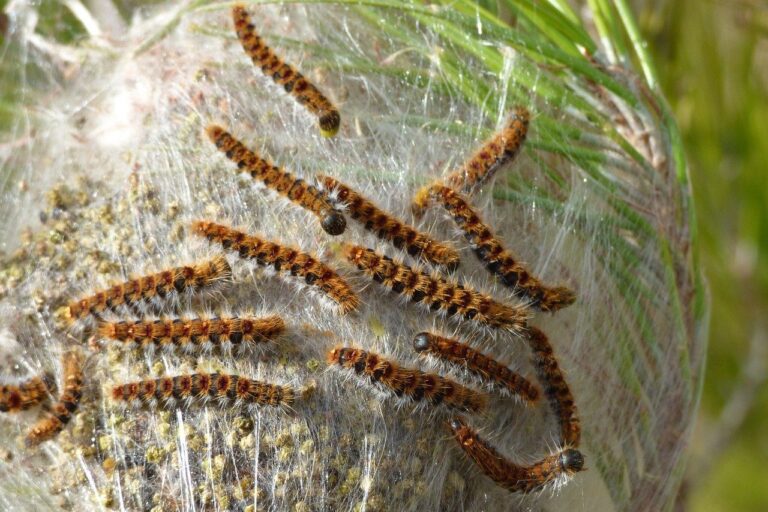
[97, 314, 285, 351]
[327, 346, 486, 412]
[526, 326, 581, 447]
[65, 256, 232, 323]
[429, 183, 575, 312]
[205, 125, 346, 235]
[191, 220, 359, 313]
[449, 416, 584, 493]
[232, 5, 341, 137]
[0, 374, 54, 413]
[342, 244, 528, 332]
[412, 332, 539, 404]
[318, 174, 460, 268]
[25, 351, 84, 447]
[111, 373, 294, 409]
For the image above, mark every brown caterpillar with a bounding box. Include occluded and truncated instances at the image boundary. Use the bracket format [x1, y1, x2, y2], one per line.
[191, 220, 359, 313]
[342, 244, 528, 332]
[0, 374, 54, 413]
[65, 256, 232, 323]
[327, 346, 486, 412]
[429, 183, 575, 312]
[97, 314, 285, 351]
[205, 125, 346, 236]
[318, 174, 460, 268]
[445, 107, 529, 193]
[25, 351, 84, 447]
[232, 5, 341, 137]
[413, 332, 539, 404]
[110, 373, 294, 409]
[526, 326, 580, 447]
[449, 416, 584, 493]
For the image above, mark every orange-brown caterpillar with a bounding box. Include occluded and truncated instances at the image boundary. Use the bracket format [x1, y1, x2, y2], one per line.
[25, 352, 84, 447]
[232, 5, 341, 137]
[97, 315, 285, 351]
[0, 374, 54, 413]
[449, 416, 584, 493]
[444, 107, 529, 193]
[342, 244, 528, 332]
[111, 373, 294, 409]
[192, 220, 359, 313]
[526, 326, 580, 447]
[318, 174, 460, 268]
[413, 332, 539, 404]
[205, 125, 346, 235]
[429, 184, 575, 312]
[327, 346, 486, 412]
[66, 256, 232, 323]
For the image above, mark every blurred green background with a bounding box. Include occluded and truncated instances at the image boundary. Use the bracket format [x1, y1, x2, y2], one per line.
[634, 0, 768, 510]
[1, 0, 766, 510]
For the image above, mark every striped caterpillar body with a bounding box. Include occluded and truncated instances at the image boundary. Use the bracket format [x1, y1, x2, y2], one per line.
[0, 374, 53, 413]
[111, 373, 294, 409]
[205, 125, 346, 236]
[413, 332, 539, 404]
[66, 256, 232, 323]
[232, 5, 341, 137]
[449, 416, 584, 493]
[526, 326, 580, 447]
[429, 184, 575, 312]
[318, 174, 460, 269]
[444, 107, 529, 193]
[342, 244, 528, 332]
[192, 220, 359, 313]
[327, 346, 486, 413]
[97, 315, 285, 351]
[25, 352, 84, 447]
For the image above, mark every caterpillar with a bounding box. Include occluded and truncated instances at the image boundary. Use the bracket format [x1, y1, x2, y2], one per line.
[429, 183, 575, 312]
[25, 351, 84, 447]
[449, 416, 584, 493]
[97, 314, 285, 351]
[205, 125, 346, 236]
[65, 256, 232, 323]
[0, 374, 54, 413]
[110, 373, 294, 409]
[412, 332, 539, 404]
[232, 5, 341, 137]
[191, 220, 359, 313]
[317, 174, 460, 268]
[342, 244, 528, 332]
[327, 346, 486, 412]
[444, 107, 529, 193]
[526, 326, 581, 447]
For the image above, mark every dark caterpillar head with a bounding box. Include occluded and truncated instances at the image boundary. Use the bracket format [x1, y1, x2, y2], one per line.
[321, 210, 347, 236]
[559, 449, 585, 474]
[412, 332, 433, 353]
[319, 110, 341, 137]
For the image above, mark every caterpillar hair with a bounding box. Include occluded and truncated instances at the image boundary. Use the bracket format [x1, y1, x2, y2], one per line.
[444, 107, 529, 193]
[0, 374, 54, 413]
[342, 244, 528, 332]
[110, 373, 294, 409]
[318, 174, 460, 269]
[526, 326, 581, 447]
[449, 416, 584, 493]
[205, 125, 346, 235]
[413, 332, 539, 404]
[327, 346, 486, 413]
[97, 314, 285, 352]
[430, 183, 575, 312]
[65, 256, 232, 323]
[25, 351, 84, 447]
[232, 5, 341, 137]
[191, 220, 359, 313]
